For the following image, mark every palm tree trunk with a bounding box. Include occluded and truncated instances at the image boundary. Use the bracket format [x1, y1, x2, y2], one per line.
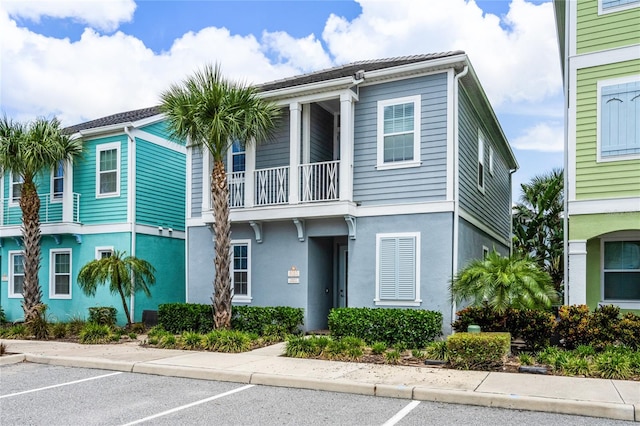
[19, 181, 42, 323]
[117, 285, 132, 327]
[211, 160, 232, 329]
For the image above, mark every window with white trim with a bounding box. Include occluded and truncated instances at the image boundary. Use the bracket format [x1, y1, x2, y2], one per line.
[600, 0, 640, 13]
[598, 78, 640, 160]
[95, 246, 114, 259]
[231, 240, 251, 302]
[96, 143, 120, 197]
[50, 249, 71, 298]
[375, 233, 421, 306]
[51, 161, 64, 201]
[377, 96, 421, 169]
[231, 141, 246, 172]
[9, 251, 24, 298]
[10, 173, 23, 204]
[478, 131, 485, 191]
[489, 146, 494, 176]
[602, 240, 640, 302]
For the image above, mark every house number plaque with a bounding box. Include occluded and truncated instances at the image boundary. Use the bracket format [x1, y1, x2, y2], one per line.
[287, 266, 300, 284]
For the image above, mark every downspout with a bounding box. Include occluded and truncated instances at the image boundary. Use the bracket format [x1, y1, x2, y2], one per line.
[509, 168, 517, 256]
[562, 0, 570, 306]
[124, 126, 136, 324]
[451, 65, 469, 331]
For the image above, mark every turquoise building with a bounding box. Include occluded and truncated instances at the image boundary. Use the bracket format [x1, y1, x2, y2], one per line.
[0, 107, 186, 325]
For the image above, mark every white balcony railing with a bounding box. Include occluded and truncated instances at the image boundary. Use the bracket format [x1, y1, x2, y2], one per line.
[300, 160, 339, 202]
[255, 166, 289, 206]
[1, 193, 80, 226]
[228, 171, 245, 208]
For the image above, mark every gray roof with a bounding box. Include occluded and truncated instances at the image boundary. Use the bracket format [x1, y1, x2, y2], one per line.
[257, 51, 465, 92]
[65, 52, 465, 132]
[64, 106, 161, 134]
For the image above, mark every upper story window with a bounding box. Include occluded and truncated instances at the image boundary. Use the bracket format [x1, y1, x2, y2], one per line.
[602, 239, 640, 302]
[231, 141, 246, 172]
[375, 232, 421, 307]
[376, 96, 421, 170]
[600, 0, 640, 13]
[598, 78, 640, 161]
[231, 240, 251, 303]
[489, 146, 495, 176]
[50, 249, 71, 299]
[95, 246, 114, 259]
[9, 251, 24, 298]
[96, 142, 120, 197]
[51, 161, 64, 201]
[10, 173, 23, 204]
[478, 131, 485, 192]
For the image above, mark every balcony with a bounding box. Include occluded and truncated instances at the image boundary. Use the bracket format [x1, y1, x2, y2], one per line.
[1, 193, 81, 226]
[228, 161, 339, 208]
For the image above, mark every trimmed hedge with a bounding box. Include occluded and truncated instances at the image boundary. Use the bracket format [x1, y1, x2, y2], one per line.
[231, 306, 304, 335]
[327, 307, 442, 348]
[158, 303, 213, 334]
[447, 332, 511, 370]
[158, 303, 304, 335]
[452, 305, 554, 350]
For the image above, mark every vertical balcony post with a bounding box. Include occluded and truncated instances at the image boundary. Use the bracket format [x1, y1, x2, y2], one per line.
[62, 159, 74, 222]
[245, 140, 255, 208]
[339, 93, 354, 202]
[289, 102, 301, 204]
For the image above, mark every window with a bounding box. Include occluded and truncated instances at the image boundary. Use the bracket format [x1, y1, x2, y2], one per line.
[489, 146, 495, 176]
[9, 251, 24, 298]
[52, 161, 64, 201]
[231, 141, 246, 172]
[377, 96, 421, 169]
[50, 249, 71, 298]
[598, 78, 640, 160]
[482, 246, 490, 259]
[600, 0, 640, 13]
[10, 173, 23, 204]
[96, 143, 120, 197]
[95, 246, 114, 259]
[602, 240, 640, 302]
[231, 240, 251, 302]
[375, 233, 421, 306]
[478, 131, 485, 191]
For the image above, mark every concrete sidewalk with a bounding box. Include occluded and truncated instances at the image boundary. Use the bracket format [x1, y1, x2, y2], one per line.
[1, 339, 638, 422]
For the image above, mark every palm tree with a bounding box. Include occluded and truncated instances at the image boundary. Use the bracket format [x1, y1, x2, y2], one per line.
[0, 116, 83, 323]
[160, 64, 280, 329]
[450, 251, 558, 314]
[512, 169, 564, 294]
[77, 251, 156, 326]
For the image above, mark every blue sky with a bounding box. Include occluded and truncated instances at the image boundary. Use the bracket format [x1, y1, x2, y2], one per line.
[0, 0, 564, 199]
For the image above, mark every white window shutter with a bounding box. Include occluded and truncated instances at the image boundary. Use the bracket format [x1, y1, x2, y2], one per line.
[397, 237, 416, 300]
[378, 236, 416, 301]
[379, 238, 397, 299]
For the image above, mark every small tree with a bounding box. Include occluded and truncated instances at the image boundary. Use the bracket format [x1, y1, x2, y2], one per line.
[77, 251, 156, 326]
[451, 251, 558, 314]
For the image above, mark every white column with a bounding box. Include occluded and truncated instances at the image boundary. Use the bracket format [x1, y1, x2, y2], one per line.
[289, 102, 301, 204]
[339, 93, 354, 201]
[202, 148, 211, 213]
[567, 240, 588, 305]
[62, 159, 74, 222]
[245, 142, 255, 208]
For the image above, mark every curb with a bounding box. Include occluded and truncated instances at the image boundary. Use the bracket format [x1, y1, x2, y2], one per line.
[250, 373, 374, 396]
[0, 354, 26, 365]
[25, 355, 135, 372]
[132, 363, 252, 384]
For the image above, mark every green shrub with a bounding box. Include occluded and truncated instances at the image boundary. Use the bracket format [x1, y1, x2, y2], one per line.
[371, 342, 387, 355]
[66, 315, 86, 336]
[328, 307, 442, 348]
[159, 334, 177, 349]
[411, 349, 426, 360]
[446, 332, 510, 370]
[518, 353, 534, 366]
[88, 307, 118, 327]
[52, 323, 68, 339]
[588, 305, 621, 350]
[231, 306, 304, 335]
[384, 349, 401, 364]
[619, 312, 640, 350]
[562, 354, 591, 376]
[180, 331, 203, 350]
[261, 324, 290, 341]
[285, 336, 322, 358]
[424, 341, 448, 361]
[128, 332, 137, 340]
[0, 305, 6, 324]
[5, 324, 27, 339]
[130, 322, 146, 334]
[27, 304, 50, 340]
[79, 323, 112, 344]
[595, 350, 632, 380]
[325, 339, 348, 360]
[158, 303, 213, 334]
[202, 330, 252, 353]
[574, 344, 596, 357]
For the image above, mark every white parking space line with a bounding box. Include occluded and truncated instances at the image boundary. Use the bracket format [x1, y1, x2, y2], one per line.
[0, 372, 123, 399]
[382, 400, 421, 426]
[121, 384, 255, 426]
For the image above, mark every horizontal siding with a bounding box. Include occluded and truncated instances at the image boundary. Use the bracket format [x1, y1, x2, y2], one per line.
[75, 135, 128, 224]
[256, 107, 290, 169]
[140, 121, 185, 146]
[577, 0, 640, 54]
[191, 148, 203, 218]
[575, 60, 640, 199]
[353, 73, 448, 205]
[458, 86, 512, 240]
[310, 104, 334, 163]
[136, 138, 186, 231]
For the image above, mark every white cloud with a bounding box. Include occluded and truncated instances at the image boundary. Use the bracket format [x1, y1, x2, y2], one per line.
[322, 0, 562, 109]
[511, 122, 564, 152]
[3, 0, 136, 32]
[262, 31, 333, 73]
